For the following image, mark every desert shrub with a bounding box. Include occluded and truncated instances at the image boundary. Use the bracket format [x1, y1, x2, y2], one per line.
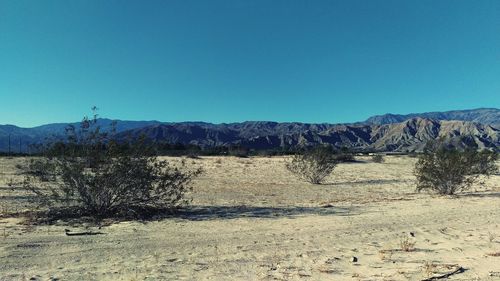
[23, 159, 57, 182]
[414, 140, 498, 195]
[228, 146, 249, 158]
[334, 146, 355, 162]
[22, 112, 202, 219]
[186, 151, 200, 159]
[372, 154, 385, 163]
[470, 149, 498, 174]
[286, 146, 338, 184]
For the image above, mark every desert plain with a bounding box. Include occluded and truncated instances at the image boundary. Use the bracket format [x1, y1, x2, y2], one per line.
[0, 155, 499, 280]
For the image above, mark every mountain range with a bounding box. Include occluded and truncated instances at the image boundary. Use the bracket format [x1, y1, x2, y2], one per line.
[1, 108, 499, 153]
[363, 108, 500, 127]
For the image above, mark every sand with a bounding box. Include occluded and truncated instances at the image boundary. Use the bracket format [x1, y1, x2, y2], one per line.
[0, 156, 499, 280]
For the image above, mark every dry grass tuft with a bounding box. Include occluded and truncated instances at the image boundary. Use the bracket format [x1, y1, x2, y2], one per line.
[488, 231, 496, 243]
[378, 248, 393, 261]
[422, 261, 438, 278]
[399, 235, 416, 252]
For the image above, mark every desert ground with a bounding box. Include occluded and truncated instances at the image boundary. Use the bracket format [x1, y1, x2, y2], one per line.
[0, 155, 499, 280]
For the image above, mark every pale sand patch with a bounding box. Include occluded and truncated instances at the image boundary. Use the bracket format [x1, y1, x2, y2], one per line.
[0, 156, 499, 280]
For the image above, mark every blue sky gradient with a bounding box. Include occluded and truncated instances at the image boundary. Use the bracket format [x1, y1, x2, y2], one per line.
[1, 0, 499, 127]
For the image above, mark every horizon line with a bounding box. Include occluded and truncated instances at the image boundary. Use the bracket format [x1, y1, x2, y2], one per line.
[1, 107, 498, 129]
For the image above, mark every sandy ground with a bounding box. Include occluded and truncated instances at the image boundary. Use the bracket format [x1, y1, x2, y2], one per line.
[0, 155, 499, 280]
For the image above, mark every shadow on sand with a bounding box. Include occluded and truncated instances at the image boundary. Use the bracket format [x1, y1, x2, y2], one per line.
[458, 191, 500, 199]
[174, 205, 356, 221]
[323, 179, 407, 186]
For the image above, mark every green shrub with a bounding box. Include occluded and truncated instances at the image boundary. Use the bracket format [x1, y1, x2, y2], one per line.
[414, 140, 497, 195]
[286, 146, 338, 184]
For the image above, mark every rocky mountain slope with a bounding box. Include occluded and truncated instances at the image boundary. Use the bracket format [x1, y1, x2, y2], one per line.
[1, 109, 499, 153]
[115, 118, 498, 152]
[364, 108, 500, 127]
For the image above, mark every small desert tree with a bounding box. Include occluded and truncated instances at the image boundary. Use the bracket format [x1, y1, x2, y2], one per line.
[286, 146, 338, 184]
[23, 110, 202, 218]
[414, 140, 497, 195]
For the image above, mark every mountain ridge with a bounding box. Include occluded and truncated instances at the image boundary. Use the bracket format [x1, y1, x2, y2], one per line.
[1, 108, 499, 153]
[363, 108, 500, 127]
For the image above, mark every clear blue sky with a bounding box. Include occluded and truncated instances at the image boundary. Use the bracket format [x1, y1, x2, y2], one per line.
[1, 0, 499, 127]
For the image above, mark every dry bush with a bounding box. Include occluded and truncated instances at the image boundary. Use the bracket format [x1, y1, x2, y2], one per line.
[414, 140, 498, 195]
[23, 159, 56, 182]
[371, 154, 384, 163]
[399, 235, 416, 252]
[22, 112, 202, 219]
[334, 147, 355, 163]
[422, 261, 438, 278]
[286, 146, 338, 184]
[378, 249, 393, 261]
[228, 146, 249, 158]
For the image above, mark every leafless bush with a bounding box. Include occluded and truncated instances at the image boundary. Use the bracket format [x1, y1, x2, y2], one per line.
[414, 140, 497, 195]
[286, 146, 338, 184]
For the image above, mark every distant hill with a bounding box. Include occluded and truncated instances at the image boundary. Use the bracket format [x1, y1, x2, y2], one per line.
[1, 108, 499, 153]
[364, 108, 500, 127]
[116, 118, 498, 152]
[0, 119, 162, 153]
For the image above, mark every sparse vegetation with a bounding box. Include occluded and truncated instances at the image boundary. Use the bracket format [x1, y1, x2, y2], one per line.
[22, 111, 202, 219]
[286, 146, 338, 184]
[228, 146, 249, 158]
[334, 147, 355, 163]
[378, 248, 393, 261]
[399, 235, 416, 252]
[372, 154, 384, 163]
[422, 261, 438, 278]
[414, 140, 498, 195]
[186, 151, 200, 159]
[488, 231, 496, 243]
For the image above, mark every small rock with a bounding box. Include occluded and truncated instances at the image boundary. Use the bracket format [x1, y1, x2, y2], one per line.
[325, 257, 340, 264]
[298, 270, 312, 277]
[350, 256, 358, 263]
[409, 232, 415, 237]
